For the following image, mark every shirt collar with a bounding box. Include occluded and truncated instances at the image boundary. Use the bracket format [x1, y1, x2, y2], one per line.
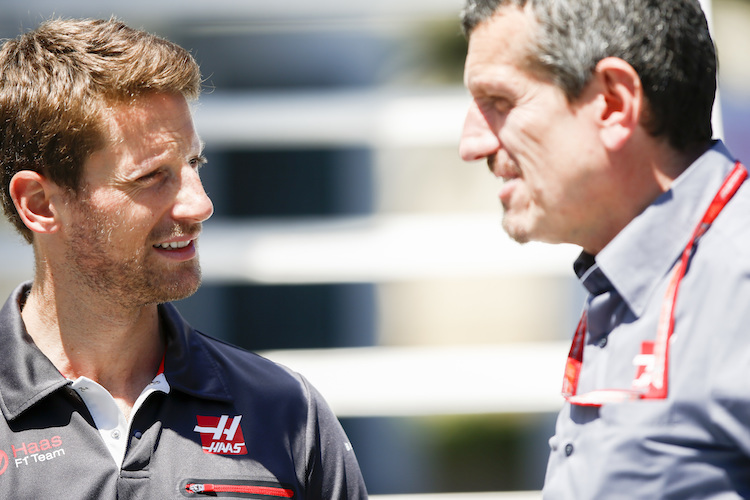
[0, 282, 232, 422]
[573, 252, 612, 296]
[586, 140, 737, 317]
[0, 282, 69, 420]
[158, 302, 233, 403]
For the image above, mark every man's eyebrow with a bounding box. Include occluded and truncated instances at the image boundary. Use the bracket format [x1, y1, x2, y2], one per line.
[193, 140, 207, 164]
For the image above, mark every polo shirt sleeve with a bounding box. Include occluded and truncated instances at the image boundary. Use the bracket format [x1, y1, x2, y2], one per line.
[299, 375, 368, 499]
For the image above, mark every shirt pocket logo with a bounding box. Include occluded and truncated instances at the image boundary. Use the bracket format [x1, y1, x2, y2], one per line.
[193, 415, 248, 455]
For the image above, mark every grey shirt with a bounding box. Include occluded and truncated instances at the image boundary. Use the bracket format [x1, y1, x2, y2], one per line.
[544, 141, 750, 499]
[0, 283, 367, 499]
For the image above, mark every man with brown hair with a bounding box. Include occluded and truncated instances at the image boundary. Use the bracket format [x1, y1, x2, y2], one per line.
[0, 18, 366, 498]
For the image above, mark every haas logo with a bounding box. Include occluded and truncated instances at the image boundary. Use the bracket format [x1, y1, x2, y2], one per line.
[194, 415, 248, 455]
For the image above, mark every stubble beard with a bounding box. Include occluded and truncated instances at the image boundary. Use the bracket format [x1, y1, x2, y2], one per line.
[65, 203, 203, 309]
[488, 155, 532, 245]
[501, 203, 531, 245]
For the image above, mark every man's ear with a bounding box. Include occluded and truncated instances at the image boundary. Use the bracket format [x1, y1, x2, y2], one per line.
[592, 57, 643, 151]
[9, 170, 62, 235]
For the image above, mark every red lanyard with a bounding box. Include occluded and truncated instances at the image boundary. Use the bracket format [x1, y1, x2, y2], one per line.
[562, 161, 748, 407]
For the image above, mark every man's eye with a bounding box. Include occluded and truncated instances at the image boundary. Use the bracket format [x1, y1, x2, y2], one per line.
[138, 170, 164, 183]
[478, 97, 511, 116]
[190, 156, 207, 170]
[492, 98, 512, 114]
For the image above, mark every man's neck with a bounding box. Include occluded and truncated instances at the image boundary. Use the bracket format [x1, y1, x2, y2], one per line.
[581, 138, 711, 255]
[20, 277, 165, 418]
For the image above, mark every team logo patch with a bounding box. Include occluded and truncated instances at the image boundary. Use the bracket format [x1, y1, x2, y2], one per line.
[193, 415, 248, 455]
[0, 450, 8, 476]
[632, 341, 655, 389]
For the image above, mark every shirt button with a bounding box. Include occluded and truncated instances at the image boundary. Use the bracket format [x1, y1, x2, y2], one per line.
[133, 431, 143, 439]
[598, 337, 608, 348]
[111, 430, 121, 440]
[565, 443, 574, 457]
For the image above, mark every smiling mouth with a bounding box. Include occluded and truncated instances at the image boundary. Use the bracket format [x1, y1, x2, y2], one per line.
[494, 167, 522, 184]
[153, 240, 192, 250]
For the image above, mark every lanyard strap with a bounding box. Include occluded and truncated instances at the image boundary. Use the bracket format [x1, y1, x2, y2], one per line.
[562, 161, 748, 407]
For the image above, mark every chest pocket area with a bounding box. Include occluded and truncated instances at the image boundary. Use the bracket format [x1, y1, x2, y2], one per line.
[180, 479, 295, 498]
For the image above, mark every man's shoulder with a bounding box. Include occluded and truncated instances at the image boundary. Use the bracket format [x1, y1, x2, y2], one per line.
[705, 178, 750, 261]
[160, 303, 312, 403]
[192, 328, 295, 375]
[193, 329, 305, 388]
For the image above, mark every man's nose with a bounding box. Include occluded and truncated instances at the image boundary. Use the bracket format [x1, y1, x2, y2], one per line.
[459, 100, 501, 162]
[173, 166, 214, 223]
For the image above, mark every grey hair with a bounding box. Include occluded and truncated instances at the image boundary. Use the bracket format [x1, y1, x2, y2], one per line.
[461, 0, 716, 151]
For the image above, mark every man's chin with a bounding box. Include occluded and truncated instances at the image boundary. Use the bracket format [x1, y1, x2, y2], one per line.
[149, 267, 203, 304]
[157, 284, 200, 304]
[501, 215, 532, 245]
[162, 280, 201, 303]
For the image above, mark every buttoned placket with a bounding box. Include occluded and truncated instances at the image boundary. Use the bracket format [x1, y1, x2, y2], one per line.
[574, 262, 623, 391]
[69, 373, 170, 468]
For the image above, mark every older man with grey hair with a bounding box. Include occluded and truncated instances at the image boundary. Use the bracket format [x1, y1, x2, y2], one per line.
[459, 0, 750, 497]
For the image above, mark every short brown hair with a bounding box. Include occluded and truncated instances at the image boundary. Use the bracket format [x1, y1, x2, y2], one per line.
[0, 17, 202, 243]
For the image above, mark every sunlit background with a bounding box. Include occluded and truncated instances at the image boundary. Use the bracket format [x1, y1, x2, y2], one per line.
[0, 0, 747, 497]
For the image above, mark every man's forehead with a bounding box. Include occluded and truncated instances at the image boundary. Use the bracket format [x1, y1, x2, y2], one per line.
[100, 94, 200, 149]
[104, 93, 188, 128]
[463, 6, 536, 88]
[79, 94, 202, 181]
